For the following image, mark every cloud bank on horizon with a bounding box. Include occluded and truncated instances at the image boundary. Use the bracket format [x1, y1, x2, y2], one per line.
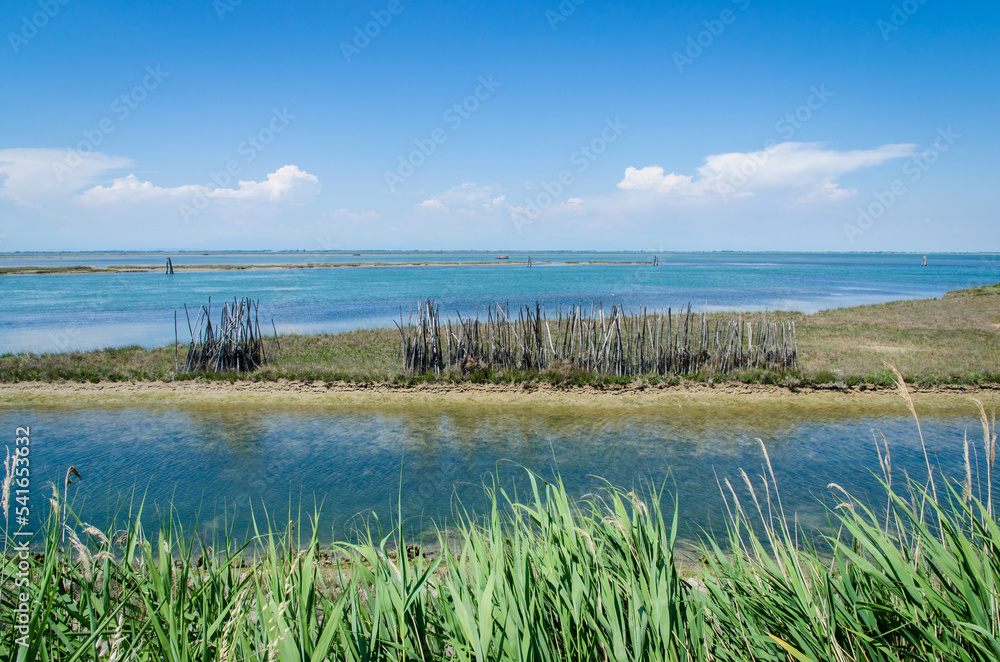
[0, 0, 995, 251]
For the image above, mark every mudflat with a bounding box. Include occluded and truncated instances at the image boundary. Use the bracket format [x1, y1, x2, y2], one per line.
[1, 378, 996, 413]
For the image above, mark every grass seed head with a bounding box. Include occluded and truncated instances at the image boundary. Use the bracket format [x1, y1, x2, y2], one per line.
[1, 446, 11, 523]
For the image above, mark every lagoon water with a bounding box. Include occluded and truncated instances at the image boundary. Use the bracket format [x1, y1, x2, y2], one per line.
[1, 403, 991, 545]
[2, 251, 997, 546]
[1, 251, 998, 354]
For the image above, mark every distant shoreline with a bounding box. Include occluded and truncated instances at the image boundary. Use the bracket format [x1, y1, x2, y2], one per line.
[2, 250, 995, 275]
[3, 250, 995, 256]
[0, 260, 691, 275]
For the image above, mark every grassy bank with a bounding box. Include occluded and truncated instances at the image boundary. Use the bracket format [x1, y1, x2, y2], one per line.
[3, 391, 998, 660]
[792, 282, 1000, 385]
[1, 284, 997, 388]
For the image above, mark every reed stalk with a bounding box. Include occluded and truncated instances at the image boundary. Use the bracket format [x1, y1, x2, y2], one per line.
[180, 297, 275, 374]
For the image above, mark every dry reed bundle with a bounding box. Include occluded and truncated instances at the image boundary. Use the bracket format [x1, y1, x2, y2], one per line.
[398, 299, 797, 376]
[180, 297, 277, 373]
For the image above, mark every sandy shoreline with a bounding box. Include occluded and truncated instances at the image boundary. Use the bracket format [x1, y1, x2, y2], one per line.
[1, 379, 996, 411]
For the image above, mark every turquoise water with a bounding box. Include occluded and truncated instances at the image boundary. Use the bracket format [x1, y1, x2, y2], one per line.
[1, 403, 991, 545]
[1, 252, 997, 354]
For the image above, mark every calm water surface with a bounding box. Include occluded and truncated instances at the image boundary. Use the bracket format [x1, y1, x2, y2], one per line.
[1, 251, 998, 353]
[1, 402, 991, 545]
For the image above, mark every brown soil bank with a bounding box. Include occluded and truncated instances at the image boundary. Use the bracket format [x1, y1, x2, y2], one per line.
[1, 379, 997, 411]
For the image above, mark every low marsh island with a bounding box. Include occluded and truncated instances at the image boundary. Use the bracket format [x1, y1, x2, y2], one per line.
[1, 283, 996, 396]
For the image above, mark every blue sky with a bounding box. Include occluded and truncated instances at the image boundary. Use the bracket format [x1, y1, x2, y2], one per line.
[0, 0, 997, 252]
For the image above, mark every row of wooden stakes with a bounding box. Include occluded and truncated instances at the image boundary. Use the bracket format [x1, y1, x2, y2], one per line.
[398, 299, 798, 377]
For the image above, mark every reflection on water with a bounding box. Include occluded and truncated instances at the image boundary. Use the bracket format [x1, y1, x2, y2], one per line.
[1, 403, 991, 544]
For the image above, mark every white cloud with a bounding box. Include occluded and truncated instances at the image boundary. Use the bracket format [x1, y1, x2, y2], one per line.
[223, 165, 320, 202]
[78, 164, 321, 205]
[617, 142, 916, 202]
[416, 182, 505, 213]
[417, 198, 447, 210]
[0, 149, 321, 214]
[0, 148, 132, 205]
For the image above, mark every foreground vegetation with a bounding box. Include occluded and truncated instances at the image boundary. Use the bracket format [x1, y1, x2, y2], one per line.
[2, 382, 998, 660]
[1, 284, 997, 387]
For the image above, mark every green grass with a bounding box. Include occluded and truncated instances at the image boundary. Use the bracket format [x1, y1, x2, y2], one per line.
[2, 386, 998, 660]
[791, 283, 1000, 384]
[2, 284, 998, 388]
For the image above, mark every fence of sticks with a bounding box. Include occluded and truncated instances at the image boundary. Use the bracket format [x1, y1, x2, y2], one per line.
[398, 300, 798, 377]
[179, 297, 278, 373]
